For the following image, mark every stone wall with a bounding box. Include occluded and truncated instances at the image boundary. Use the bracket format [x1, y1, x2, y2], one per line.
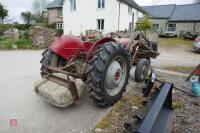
[150, 19, 168, 34]
[175, 22, 200, 33]
[32, 26, 56, 48]
[47, 8, 63, 24]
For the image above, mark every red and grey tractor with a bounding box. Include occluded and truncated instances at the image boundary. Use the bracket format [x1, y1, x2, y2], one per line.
[35, 32, 159, 107]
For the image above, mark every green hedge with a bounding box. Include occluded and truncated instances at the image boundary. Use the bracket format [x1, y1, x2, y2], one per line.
[0, 24, 31, 35]
[0, 36, 9, 41]
[3, 39, 33, 49]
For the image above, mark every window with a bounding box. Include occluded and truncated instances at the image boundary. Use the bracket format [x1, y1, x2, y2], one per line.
[98, 0, 105, 9]
[56, 23, 63, 29]
[153, 24, 159, 31]
[128, 6, 132, 14]
[168, 23, 176, 31]
[58, 8, 63, 17]
[97, 19, 104, 31]
[70, 0, 76, 11]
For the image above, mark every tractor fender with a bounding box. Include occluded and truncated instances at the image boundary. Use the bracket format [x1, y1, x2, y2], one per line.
[86, 37, 117, 61]
[51, 35, 84, 61]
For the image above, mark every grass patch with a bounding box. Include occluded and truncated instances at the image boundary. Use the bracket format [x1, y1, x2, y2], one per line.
[159, 38, 193, 47]
[95, 94, 143, 132]
[173, 101, 185, 111]
[162, 66, 194, 74]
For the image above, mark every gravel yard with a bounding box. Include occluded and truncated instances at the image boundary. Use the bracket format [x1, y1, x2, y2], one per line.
[152, 38, 200, 68]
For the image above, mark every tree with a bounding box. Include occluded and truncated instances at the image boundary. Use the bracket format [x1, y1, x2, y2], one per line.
[32, 0, 47, 23]
[21, 11, 33, 24]
[0, 3, 8, 24]
[136, 15, 152, 31]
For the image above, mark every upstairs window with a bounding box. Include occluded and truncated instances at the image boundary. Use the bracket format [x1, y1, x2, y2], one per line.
[97, 19, 104, 31]
[70, 0, 76, 11]
[98, 0, 105, 9]
[58, 8, 63, 17]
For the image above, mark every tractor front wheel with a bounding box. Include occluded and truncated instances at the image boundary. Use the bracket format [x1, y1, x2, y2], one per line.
[40, 46, 67, 74]
[135, 58, 151, 82]
[87, 42, 131, 107]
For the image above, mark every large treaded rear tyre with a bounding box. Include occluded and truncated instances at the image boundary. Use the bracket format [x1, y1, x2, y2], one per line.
[87, 42, 131, 107]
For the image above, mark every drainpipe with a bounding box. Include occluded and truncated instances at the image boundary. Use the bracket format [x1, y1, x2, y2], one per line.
[118, 1, 121, 31]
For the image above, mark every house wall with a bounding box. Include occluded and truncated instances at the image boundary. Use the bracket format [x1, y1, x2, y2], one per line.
[150, 19, 168, 34]
[47, 8, 63, 24]
[63, 0, 143, 36]
[118, 2, 143, 31]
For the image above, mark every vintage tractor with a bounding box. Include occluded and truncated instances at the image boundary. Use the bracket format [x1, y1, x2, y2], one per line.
[35, 32, 159, 107]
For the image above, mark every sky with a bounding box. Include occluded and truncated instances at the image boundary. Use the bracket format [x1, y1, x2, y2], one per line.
[0, 0, 196, 23]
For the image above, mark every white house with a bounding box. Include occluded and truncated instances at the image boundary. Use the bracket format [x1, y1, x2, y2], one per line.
[63, 0, 146, 36]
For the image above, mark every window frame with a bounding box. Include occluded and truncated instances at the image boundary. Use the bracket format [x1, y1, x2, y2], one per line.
[168, 23, 176, 31]
[56, 23, 64, 29]
[69, 0, 76, 11]
[97, 19, 105, 31]
[153, 24, 159, 31]
[98, 0, 105, 9]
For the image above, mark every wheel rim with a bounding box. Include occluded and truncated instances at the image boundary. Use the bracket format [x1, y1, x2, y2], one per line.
[141, 64, 149, 80]
[105, 56, 127, 96]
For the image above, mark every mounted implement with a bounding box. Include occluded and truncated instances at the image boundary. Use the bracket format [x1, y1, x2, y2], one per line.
[124, 70, 174, 133]
[34, 32, 159, 107]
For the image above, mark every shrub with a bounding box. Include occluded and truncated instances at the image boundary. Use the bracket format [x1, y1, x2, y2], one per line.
[15, 39, 33, 49]
[3, 39, 33, 49]
[136, 15, 152, 31]
[13, 24, 31, 30]
[20, 30, 30, 39]
[0, 36, 9, 41]
[0, 24, 10, 35]
[4, 39, 14, 49]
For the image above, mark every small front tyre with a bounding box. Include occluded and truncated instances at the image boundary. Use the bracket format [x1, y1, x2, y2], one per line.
[135, 58, 151, 82]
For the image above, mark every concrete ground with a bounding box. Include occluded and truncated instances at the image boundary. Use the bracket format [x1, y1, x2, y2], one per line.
[0, 50, 111, 133]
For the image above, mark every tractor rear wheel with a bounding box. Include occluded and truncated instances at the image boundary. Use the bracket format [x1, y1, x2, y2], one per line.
[87, 42, 131, 107]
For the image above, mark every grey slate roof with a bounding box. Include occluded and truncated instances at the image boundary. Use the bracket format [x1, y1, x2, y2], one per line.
[143, 4, 200, 22]
[169, 4, 200, 22]
[120, 0, 146, 13]
[142, 4, 176, 19]
[47, 0, 63, 9]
